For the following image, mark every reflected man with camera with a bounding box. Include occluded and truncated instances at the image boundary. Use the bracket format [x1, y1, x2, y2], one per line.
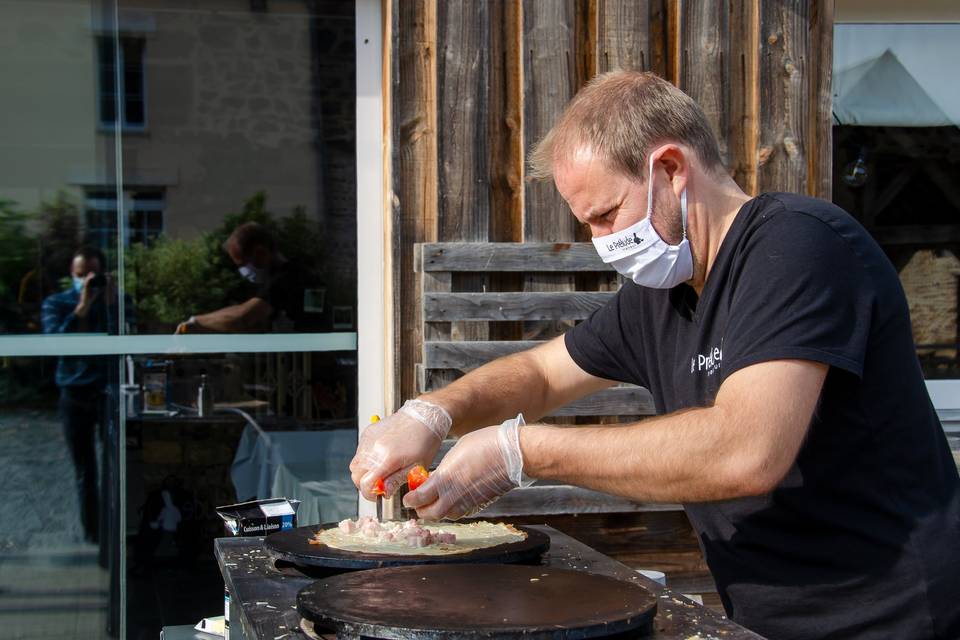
[41, 246, 130, 545]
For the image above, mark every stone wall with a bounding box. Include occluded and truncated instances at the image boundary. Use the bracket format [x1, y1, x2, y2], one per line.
[118, 0, 358, 322]
[899, 249, 959, 348]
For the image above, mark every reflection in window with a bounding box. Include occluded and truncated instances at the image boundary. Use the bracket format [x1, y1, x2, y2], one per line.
[833, 23, 960, 379]
[0, 1, 361, 637]
[97, 36, 146, 130]
[84, 189, 165, 249]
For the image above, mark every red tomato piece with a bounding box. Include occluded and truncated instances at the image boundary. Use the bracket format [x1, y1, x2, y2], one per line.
[373, 478, 386, 496]
[407, 465, 430, 491]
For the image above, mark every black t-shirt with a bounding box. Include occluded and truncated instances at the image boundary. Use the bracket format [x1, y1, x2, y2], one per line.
[254, 260, 303, 331]
[565, 193, 960, 639]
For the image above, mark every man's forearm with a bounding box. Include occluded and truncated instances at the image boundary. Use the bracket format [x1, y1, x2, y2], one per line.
[194, 306, 245, 332]
[519, 406, 777, 504]
[195, 298, 272, 333]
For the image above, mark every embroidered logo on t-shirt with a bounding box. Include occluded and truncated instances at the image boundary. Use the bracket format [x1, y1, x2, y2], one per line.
[690, 345, 723, 377]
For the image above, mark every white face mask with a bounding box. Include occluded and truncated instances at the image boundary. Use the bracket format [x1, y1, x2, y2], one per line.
[238, 263, 265, 283]
[591, 155, 693, 289]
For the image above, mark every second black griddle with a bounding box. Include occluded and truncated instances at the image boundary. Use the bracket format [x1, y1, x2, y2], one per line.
[264, 522, 550, 570]
[298, 564, 658, 639]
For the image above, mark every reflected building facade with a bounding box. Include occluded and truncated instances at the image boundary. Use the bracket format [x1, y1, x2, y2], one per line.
[0, 2, 359, 638]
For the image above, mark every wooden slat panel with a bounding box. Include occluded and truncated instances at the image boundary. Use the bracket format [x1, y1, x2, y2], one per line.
[421, 270, 457, 391]
[418, 242, 611, 272]
[423, 291, 615, 321]
[679, 0, 730, 166]
[392, 0, 438, 407]
[477, 484, 680, 517]
[598, 0, 651, 72]
[423, 340, 543, 369]
[757, 1, 808, 193]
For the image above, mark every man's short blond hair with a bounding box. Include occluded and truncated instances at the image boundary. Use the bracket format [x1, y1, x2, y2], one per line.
[528, 70, 724, 180]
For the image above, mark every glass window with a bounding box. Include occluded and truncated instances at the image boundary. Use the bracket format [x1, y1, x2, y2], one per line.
[833, 23, 960, 380]
[84, 188, 165, 249]
[97, 35, 146, 130]
[0, 1, 364, 637]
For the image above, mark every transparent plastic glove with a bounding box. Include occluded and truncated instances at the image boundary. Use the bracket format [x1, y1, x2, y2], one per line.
[349, 399, 452, 500]
[403, 413, 533, 520]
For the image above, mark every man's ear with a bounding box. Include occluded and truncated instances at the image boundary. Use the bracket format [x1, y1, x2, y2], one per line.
[655, 145, 689, 197]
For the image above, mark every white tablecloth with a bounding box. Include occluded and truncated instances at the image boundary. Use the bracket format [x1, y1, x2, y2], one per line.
[231, 425, 358, 525]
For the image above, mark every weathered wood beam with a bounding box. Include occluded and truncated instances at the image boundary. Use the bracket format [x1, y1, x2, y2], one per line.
[392, 0, 438, 407]
[729, 0, 760, 195]
[437, 0, 491, 344]
[598, 0, 652, 72]
[679, 0, 731, 166]
[423, 339, 543, 368]
[522, 0, 582, 352]
[418, 242, 611, 272]
[807, 0, 833, 200]
[489, 0, 524, 243]
[423, 291, 616, 321]
[757, 1, 809, 194]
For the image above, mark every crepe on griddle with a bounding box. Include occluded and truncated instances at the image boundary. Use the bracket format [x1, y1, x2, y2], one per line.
[310, 517, 527, 556]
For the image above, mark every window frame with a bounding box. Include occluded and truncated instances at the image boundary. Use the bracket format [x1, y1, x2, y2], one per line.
[96, 34, 148, 132]
[84, 188, 165, 248]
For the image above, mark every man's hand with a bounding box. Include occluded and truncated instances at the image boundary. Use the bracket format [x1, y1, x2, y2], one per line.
[403, 414, 527, 520]
[350, 405, 448, 500]
[74, 273, 104, 318]
[175, 316, 197, 334]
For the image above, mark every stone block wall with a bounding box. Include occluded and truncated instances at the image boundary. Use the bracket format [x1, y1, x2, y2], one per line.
[899, 249, 959, 348]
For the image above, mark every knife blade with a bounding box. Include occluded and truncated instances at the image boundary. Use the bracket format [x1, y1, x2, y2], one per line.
[370, 415, 385, 522]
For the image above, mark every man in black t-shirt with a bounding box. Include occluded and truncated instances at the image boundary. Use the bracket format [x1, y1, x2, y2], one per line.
[350, 71, 960, 639]
[176, 222, 302, 333]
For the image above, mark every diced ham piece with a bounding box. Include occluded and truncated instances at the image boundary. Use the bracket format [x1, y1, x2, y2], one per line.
[406, 534, 430, 547]
[436, 532, 456, 544]
[360, 520, 382, 538]
[326, 517, 458, 549]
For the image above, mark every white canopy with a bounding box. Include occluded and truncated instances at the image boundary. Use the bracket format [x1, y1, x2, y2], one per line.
[833, 24, 959, 127]
[833, 50, 953, 127]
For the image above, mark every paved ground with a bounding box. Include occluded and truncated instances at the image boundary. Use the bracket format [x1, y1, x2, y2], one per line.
[0, 409, 109, 640]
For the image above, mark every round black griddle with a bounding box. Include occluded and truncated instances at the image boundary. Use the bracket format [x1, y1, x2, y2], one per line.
[297, 564, 658, 639]
[264, 523, 550, 570]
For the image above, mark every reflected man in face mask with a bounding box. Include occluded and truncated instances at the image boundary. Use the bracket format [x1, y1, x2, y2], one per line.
[176, 222, 298, 334]
[41, 246, 132, 545]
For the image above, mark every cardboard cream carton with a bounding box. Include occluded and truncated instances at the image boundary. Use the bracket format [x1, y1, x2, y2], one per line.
[215, 498, 300, 537]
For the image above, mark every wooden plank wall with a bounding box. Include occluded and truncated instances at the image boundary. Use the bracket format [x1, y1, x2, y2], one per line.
[389, 0, 833, 407]
[387, 0, 833, 608]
